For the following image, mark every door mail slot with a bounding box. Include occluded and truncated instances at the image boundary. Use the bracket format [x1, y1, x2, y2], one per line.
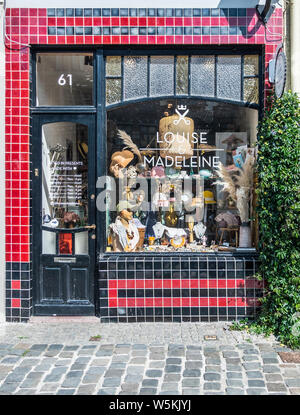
[54, 257, 76, 263]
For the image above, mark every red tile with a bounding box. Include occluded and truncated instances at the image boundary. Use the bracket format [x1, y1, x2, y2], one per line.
[12, 298, 21, 308]
[11, 280, 21, 290]
[129, 17, 138, 26]
[120, 17, 128, 26]
[148, 18, 156, 26]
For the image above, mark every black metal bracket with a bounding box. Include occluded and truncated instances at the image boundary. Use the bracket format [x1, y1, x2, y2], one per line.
[256, 0, 277, 24]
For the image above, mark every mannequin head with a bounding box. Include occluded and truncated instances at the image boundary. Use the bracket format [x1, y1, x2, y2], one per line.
[119, 208, 133, 222]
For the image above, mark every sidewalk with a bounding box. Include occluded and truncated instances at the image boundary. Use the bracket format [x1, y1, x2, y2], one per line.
[0, 319, 299, 395]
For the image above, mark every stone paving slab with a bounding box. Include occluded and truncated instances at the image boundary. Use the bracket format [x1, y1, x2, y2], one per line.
[0, 321, 299, 395]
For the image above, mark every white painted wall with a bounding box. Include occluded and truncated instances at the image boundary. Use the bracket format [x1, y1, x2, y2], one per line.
[290, 0, 300, 96]
[6, 0, 272, 9]
[0, 2, 5, 323]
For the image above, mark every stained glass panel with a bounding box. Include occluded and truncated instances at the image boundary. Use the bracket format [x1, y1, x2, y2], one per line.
[191, 56, 215, 97]
[106, 78, 122, 105]
[176, 56, 188, 95]
[150, 56, 174, 97]
[124, 56, 148, 100]
[217, 56, 241, 101]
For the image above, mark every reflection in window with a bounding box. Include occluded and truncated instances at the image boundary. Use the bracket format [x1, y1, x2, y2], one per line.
[106, 100, 258, 254]
[42, 122, 89, 254]
[36, 53, 93, 106]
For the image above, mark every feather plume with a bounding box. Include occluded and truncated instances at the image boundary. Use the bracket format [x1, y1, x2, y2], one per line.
[118, 129, 142, 162]
[214, 162, 237, 201]
[236, 155, 255, 189]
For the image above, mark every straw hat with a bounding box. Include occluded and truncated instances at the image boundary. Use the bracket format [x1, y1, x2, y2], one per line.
[110, 150, 134, 168]
[116, 200, 134, 214]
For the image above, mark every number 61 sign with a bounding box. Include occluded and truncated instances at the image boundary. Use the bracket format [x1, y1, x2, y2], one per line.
[58, 74, 72, 86]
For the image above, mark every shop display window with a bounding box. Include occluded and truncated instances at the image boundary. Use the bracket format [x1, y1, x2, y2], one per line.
[106, 99, 258, 253]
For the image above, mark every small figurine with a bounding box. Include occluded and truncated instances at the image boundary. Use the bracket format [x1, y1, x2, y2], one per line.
[201, 235, 207, 247]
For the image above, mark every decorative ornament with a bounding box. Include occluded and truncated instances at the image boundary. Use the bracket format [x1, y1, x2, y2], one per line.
[170, 236, 186, 249]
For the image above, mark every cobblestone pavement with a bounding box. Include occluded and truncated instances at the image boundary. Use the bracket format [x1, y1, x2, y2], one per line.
[0, 320, 299, 395]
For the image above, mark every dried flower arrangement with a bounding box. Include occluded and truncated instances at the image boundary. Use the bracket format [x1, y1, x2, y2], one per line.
[214, 155, 256, 223]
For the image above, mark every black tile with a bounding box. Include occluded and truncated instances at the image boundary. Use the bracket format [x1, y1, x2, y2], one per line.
[184, 9, 192, 17]
[100, 299, 108, 307]
[93, 27, 101, 36]
[75, 27, 84, 35]
[220, 27, 229, 35]
[211, 27, 220, 35]
[102, 9, 110, 16]
[47, 8, 55, 16]
[202, 27, 210, 35]
[202, 8, 211, 17]
[175, 27, 183, 35]
[48, 27, 56, 35]
[193, 9, 201, 16]
[129, 8, 137, 17]
[229, 9, 238, 17]
[12, 309, 21, 317]
[57, 27, 65, 36]
[84, 8, 92, 16]
[75, 9, 83, 17]
[138, 8, 146, 17]
[139, 27, 147, 35]
[229, 26, 238, 35]
[66, 8, 74, 17]
[111, 8, 119, 16]
[211, 8, 220, 17]
[238, 8, 247, 16]
[120, 9, 128, 16]
[93, 9, 101, 16]
[193, 27, 201, 36]
[121, 27, 128, 35]
[130, 27, 138, 36]
[56, 8, 65, 17]
[112, 27, 120, 35]
[221, 8, 229, 17]
[109, 308, 117, 316]
[184, 27, 192, 35]
[200, 307, 209, 316]
[102, 27, 110, 36]
[84, 27, 92, 35]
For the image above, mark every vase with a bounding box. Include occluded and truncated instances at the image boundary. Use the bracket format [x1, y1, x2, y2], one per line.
[239, 222, 252, 248]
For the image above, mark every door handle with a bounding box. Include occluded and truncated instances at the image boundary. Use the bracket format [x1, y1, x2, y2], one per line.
[85, 224, 96, 230]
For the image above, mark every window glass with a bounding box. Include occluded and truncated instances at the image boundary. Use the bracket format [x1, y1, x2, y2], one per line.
[36, 53, 93, 106]
[106, 99, 258, 253]
[42, 122, 89, 255]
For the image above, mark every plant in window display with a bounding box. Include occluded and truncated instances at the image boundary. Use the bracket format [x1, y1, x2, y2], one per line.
[215, 154, 256, 248]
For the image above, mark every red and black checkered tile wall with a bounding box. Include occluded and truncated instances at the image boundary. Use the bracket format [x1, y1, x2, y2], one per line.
[4, 7, 282, 322]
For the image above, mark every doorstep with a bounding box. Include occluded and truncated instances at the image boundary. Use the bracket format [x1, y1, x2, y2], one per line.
[29, 316, 100, 323]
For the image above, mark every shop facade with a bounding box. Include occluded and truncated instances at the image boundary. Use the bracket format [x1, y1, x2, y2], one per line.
[4, 1, 284, 322]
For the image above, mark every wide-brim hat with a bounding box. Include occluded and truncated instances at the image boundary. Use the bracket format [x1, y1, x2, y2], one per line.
[111, 150, 134, 168]
[116, 200, 135, 213]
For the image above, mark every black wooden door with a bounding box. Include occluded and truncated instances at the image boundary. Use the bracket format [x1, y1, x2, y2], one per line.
[32, 114, 96, 315]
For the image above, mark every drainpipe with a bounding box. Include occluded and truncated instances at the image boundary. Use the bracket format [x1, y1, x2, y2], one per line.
[0, 1, 5, 323]
[290, 0, 300, 95]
